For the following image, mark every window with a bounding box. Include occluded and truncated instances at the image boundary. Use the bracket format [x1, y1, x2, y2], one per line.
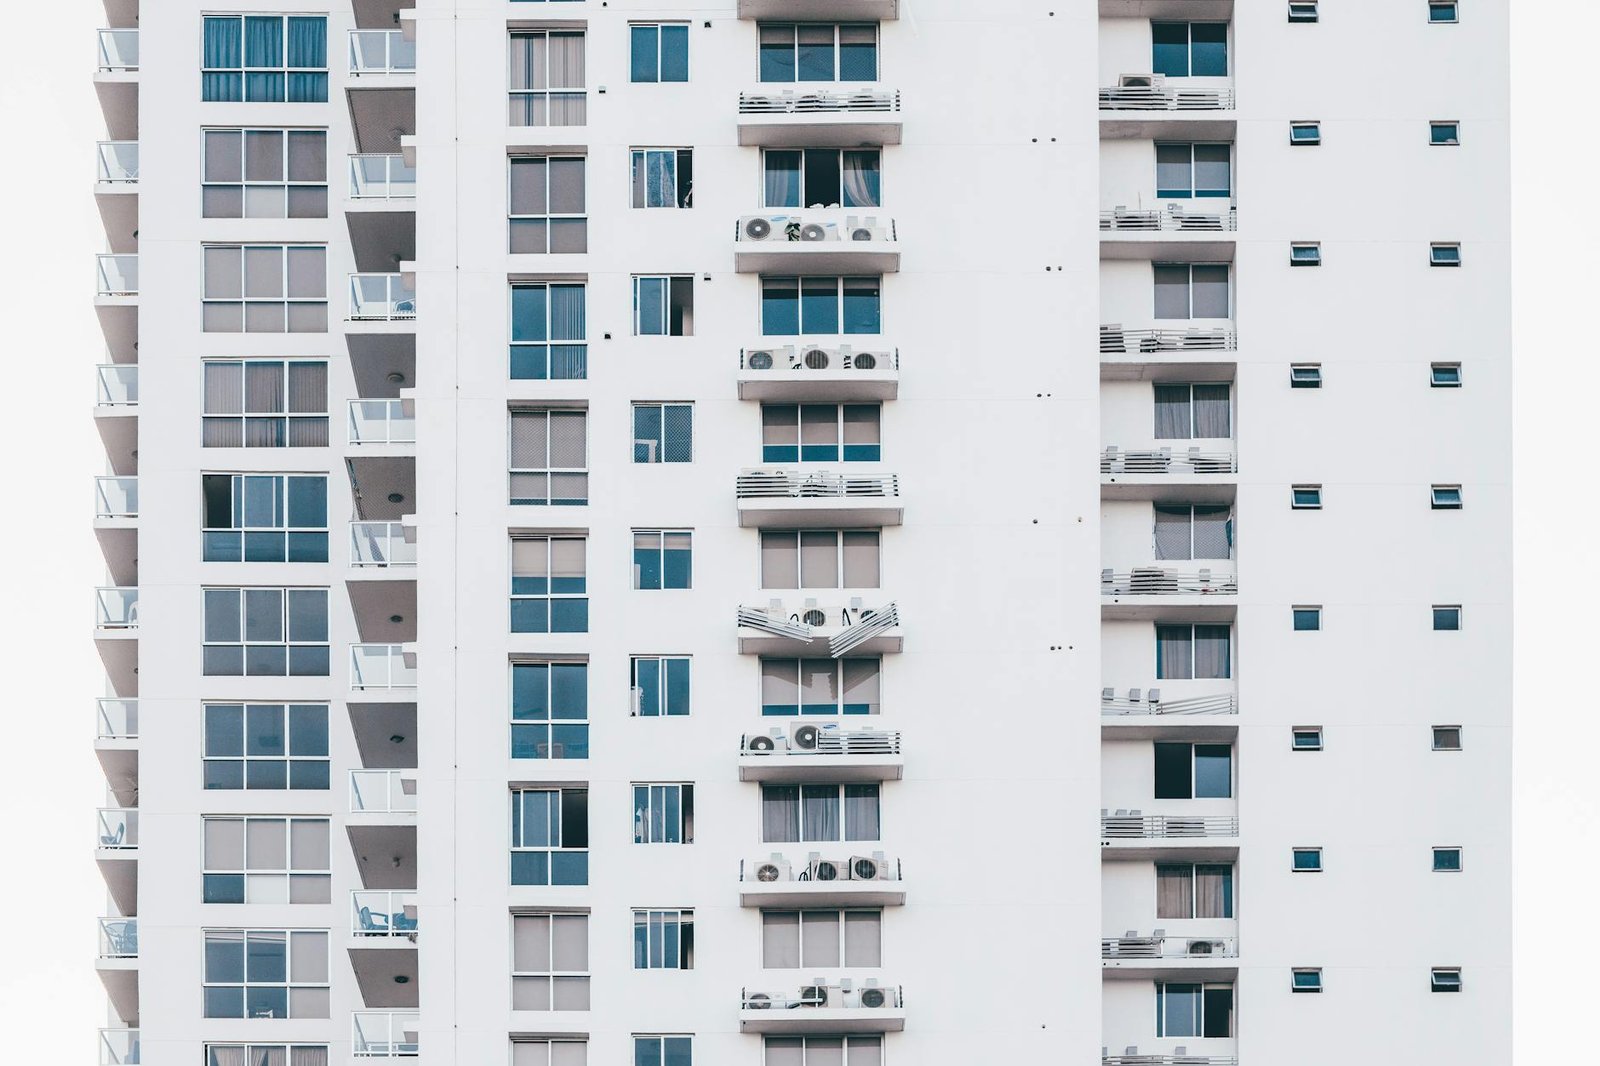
[202, 16, 328, 102]
[1431, 485, 1463, 509]
[1289, 121, 1322, 145]
[762, 910, 881, 968]
[633, 1036, 692, 1066]
[510, 409, 588, 505]
[514, 1040, 588, 1066]
[202, 929, 329, 1018]
[761, 783, 880, 842]
[202, 587, 329, 676]
[202, 474, 328, 561]
[1291, 485, 1323, 509]
[633, 909, 694, 969]
[511, 283, 587, 380]
[1287, 2, 1320, 23]
[1292, 848, 1323, 872]
[511, 537, 589, 633]
[1433, 605, 1462, 631]
[1432, 725, 1463, 751]
[1153, 263, 1230, 320]
[634, 784, 694, 844]
[509, 157, 587, 254]
[761, 657, 881, 716]
[1431, 967, 1463, 992]
[1154, 742, 1232, 799]
[633, 403, 694, 463]
[512, 913, 590, 1011]
[631, 24, 689, 82]
[202, 817, 330, 904]
[1153, 383, 1231, 440]
[1156, 983, 1233, 1038]
[1155, 623, 1231, 680]
[1290, 364, 1323, 388]
[762, 276, 882, 336]
[204, 703, 330, 790]
[631, 149, 694, 208]
[764, 1037, 883, 1066]
[632, 656, 691, 716]
[1155, 143, 1231, 199]
[1153, 505, 1233, 561]
[202, 360, 329, 447]
[1292, 727, 1324, 751]
[1293, 607, 1322, 632]
[762, 403, 881, 461]
[207, 1047, 327, 1066]
[1429, 1, 1459, 23]
[203, 129, 328, 218]
[203, 245, 328, 333]
[1152, 22, 1228, 77]
[1433, 847, 1463, 872]
[760, 531, 880, 589]
[1431, 121, 1461, 145]
[1431, 362, 1463, 387]
[1155, 864, 1234, 919]
[759, 23, 877, 82]
[1430, 242, 1463, 267]
[634, 531, 693, 590]
[1292, 969, 1324, 993]
[509, 32, 586, 126]
[511, 661, 589, 759]
[1290, 242, 1322, 266]
[763, 149, 881, 208]
[511, 788, 589, 886]
[634, 276, 695, 336]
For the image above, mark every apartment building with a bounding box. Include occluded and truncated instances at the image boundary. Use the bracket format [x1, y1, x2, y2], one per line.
[91, 2, 1509, 1065]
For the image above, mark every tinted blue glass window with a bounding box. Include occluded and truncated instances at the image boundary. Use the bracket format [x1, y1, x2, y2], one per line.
[1190, 23, 1228, 76]
[1152, 22, 1190, 76]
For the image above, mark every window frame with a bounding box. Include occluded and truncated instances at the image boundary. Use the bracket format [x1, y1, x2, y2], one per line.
[1292, 727, 1324, 751]
[760, 783, 882, 843]
[508, 155, 589, 254]
[201, 586, 330, 677]
[201, 128, 330, 219]
[1151, 21, 1230, 78]
[510, 787, 590, 886]
[509, 281, 588, 380]
[631, 148, 695, 209]
[1290, 242, 1323, 266]
[633, 783, 694, 844]
[1430, 362, 1463, 387]
[1431, 725, 1463, 751]
[1431, 485, 1464, 510]
[1433, 605, 1462, 631]
[1292, 847, 1324, 872]
[760, 275, 883, 337]
[1430, 121, 1462, 146]
[758, 22, 879, 84]
[202, 244, 329, 334]
[1154, 141, 1233, 200]
[760, 908, 883, 969]
[508, 408, 589, 506]
[1292, 606, 1322, 632]
[201, 15, 330, 103]
[632, 909, 695, 969]
[206, 1046, 328, 1066]
[759, 529, 881, 591]
[1154, 863, 1235, 920]
[761, 402, 882, 463]
[508, 30, 587, 127]
[510, 660, 590, 760]
[201, 816, 332, 904]
[1430, 242, 1463, 267]
[761, 147, 883, 209]
[1154, 623, 1232, 680]
[630, 23, 690, 83]
[632, 402, 694, 464]
[1153, 262, 1232, 321]
[510, 536, 590, 634]
[1151, 503, 1234, 562]
[201, 359, 330, 448]
[633, 1036, 693, 1066]
[1154, 741, 1233, 800]
[1431, 967, 1463, 992]
[203, 702, 330, 791]
[1287, 2, 1320, 23]
[760, 656, 882, 717]
[632, 275, 695, 336]
[631, 656, 692, 717]
[762, 1037, 882, 1066]
[201, 928, 330, 1019]
[1290, 363, 1323, 388]
[1155, 981, 1234, 1039]
[1289, 121, 1322, 145]
[511, 912, 591, 1012]
[201, 473, 329, 562]
[632, 530, 694, 591]
[1432, 846, 1464, 872]
[1291, 968, 1324, 993]
[1428, 1, 1460, 24]
[1291, 485, 1323, 509]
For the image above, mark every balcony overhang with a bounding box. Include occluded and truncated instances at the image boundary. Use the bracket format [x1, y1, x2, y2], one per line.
[1100, 839, 1239, 862]
[94, 407, 138, 477]
[740, 1006, 905, 1035]
[347, 455, 416, 520]
[95, 299, 138, 362]
[96, 852, 139, 918]
[737, 95, 903, 148]
[95, 184, 139, 254]
[95, 738, 139, 803]
[740, 878, 907, 908]
[735, 241, 900, 275]
[352, 0, 408, 28]
[94, 73, 138, 142]
[1101, 358, 1236, 383]
[1099, 0, 1233, 16]
[738, 630, 902, 657]
[348, 86, 415, 155]
[348, 823, 418, 889]
[1101, 718, 1238, 741]
[349, 942, 420, 1007]
[349, 702, 419, 768]
[346, 579, 418, 644]
[96, 957, 140, 1024]
[1100, 116, 1236, 141]
[1101, 598, 1237, 622]
[1102, 959, 1239, 981]
[95, 630, 139, 697]
[739, 753, 904, 783]
[1100, 237, 1236, 262]
[347, 209, 417, 273]
[737, 496, 903, 529]
[95, 523, 138, 587]
[739, 0, 899, 17]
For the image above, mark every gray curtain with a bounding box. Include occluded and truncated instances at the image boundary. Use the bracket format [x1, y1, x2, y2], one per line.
[1193, 625, 1231, 679]
[843, 785, 879, 840]
[763, 785, 799, 842]
[1195, 865, 1231, 918]
[1192, 383, 1231, 437]
[800, 911, 841, 967]
[1192, 507, 1232, 559]
[1156, 864, 1194, 918]
[1153, 506, 1192, 561]
[763, 911, 800, 968]
[1156, 624, 1193, 680]
[1153, 384, 1190, 438]
[801, 785, 839, 841]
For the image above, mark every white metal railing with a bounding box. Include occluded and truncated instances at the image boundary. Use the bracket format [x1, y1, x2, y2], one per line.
[1102, 934, 1239, 960]
[350, 273, 416, 321]
[742, 982, 902, 1010]
[98, 917, 139, 958]
[97, 29, 139, 72]
[738, 212, 896, 245]
[350, 154, 417, 200]
[741, 725, 902, 757]
[351, 644, 416, 690]
[99, 1028, 140, 1065]
[736, 470, 900, 501]
[97, 698, 140, 739]
[1101, 446, 1238, 475]
[349, 30, 416, 75]
[353, 889, 419, 936]
[737, 601, 901, 658]
[1098, 84, 1235, 111]
[96, 364, 139, 406]
[97, 808, 138, 849]
[351, 522, 416, 567]
[96, 587, 139, 629]
[350, 769, 418, 814]
[1099, 325, 1237, 354]
[352, 1011, 420, 1058]
[740, 87, 900, 115]
[1101, 813, 1239, 840]
[348, 399, 416, 444]
[95, 476, 139, 519]
[1105, 1055, 1236, 1066]
[1102, 569, 1237, 596]
[97, 141, 139, 183]
[1101, 690, 1237, 717]
[1101, 206, 1237, 233]
[741, 852, 902, 884]
[97, 255, 138, 296]
[740, 343, 897, 375]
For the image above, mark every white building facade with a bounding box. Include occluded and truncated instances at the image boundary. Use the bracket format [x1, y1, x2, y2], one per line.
[92, 2, 1509, 1065]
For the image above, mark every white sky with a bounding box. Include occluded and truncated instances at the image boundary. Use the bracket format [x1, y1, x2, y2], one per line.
[0, 0, 1588, 1055]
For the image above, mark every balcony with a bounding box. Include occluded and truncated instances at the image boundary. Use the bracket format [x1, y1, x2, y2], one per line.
[1099, 77, 1234, 113]
[1101, 811, 1238, 862]
[99, 1028, 140, 1066]
[1101, 688, 1237, 740]
[349, 398, 416, 445]
[95, 363, 138, 410]
[737, 599, 902, 657]
[1102, 931, 1239, 979]
[353, 889, 418, 938]
[96, 699, 139, 802]
[736, 469, 902, 528]
[1100, 324, 1236, 358]
[352, 521, 417, 568]
[95, 30, 138, 139]
[350, 154, 417, 201]
[351, 769, 418, 815]
[350, 890, 419, 1007]
[1104, 1052, 1236, 1066]
[739, 723, 904, 782]
[740, 982, 905, 1034]
[350, 273, 417, 325]
[1102, 568, 1237, 619]
[95, 809, 139, 917]
[738, 0, 899, 17]
[97, 698, 139, 741]
[96, 587, 138, 630]
[350, 30, 416, 76]
[740, 852, 905, 907]
[95, 142, 139, 252]
[348, 771, 418, 895]
[738, 87, 903, 147]
[1100, 205, 1236, 261]
[95, 588, 139, 691]
[351, 643, 417, 693]
[96, 254, 137, 298]
[95, 476, 137, 520]
[97, 917, 140, 1023]
[738, 342, 899, 401]
[94, 365, 139, 477]
[735, 213, 900, 274]
[347, 30, 416, 154]
[352, 1011, 419, 1058]
[94, 477, 139, 586]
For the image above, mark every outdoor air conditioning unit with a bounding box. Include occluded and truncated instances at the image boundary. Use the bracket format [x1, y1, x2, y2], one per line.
[806, 857, 845, 882]
[753, 858, 790, 883]
[790, 722, 825, 751]
[746, 349, 777, 370]
[846, 216, 888, 241]
[742, 216, 781, 241]
[1119, 73, 1164, 88]
[744, 731, 786, 754]
[799, 984, 830, 1007]
[845, 350, 882, 371]
[848, 855, 886, 880]
[858, 983, 890, 1009]
[796, 346, 834, 370]
[798, 222, 832, 242]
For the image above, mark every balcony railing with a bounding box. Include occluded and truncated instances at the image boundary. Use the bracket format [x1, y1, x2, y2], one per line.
[349, 30, 416, 75]
[97, 141, 139, 183]
[350, 273, 416, 321]
[742, 982, 902, 1010]
[736, 212, 897, 244]
[736, 470, 900, 501]
[96, 587, 139, 629]
[738, 600, 901, 657]
[99, 1028, 140, 1065]
[1101, 206, 1237, 232]
[97, 698, 140, 739]
[350, 154, 417, 200]
[1105, 1055, 1236, 1066]
[95, 477, 139, 519]
[98, 917, 138, 958]
[351, 643, 416, 690]
[1101, 812, 1238, 840]
[353, 889, 418, 937]
[1101, 446, 1238, 476]
[741, 343, 897, 374]
[97, 808, 138, 849]
[97, 29, 139, 72]
[350, 769, 418, 814]
[97, 255, 138, 297]
[1102, 934, 1239, 960]
[352, 1012, 420, 1058]
[1099, 81, 1234, 111]
[742, 853, 901, 885]
[1099, 325, 1237, 354]
[351, 522, 416, 567]
[1101, 690, 1237, 717]
[96, 364, 139, 406]
[741, 725, 902, 757]
[740, 87, 900, 115]
[348, 399, 416, 444]
[1102, 569, 1237, 596]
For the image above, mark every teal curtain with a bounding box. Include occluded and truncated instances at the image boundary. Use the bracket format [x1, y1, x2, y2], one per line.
[202, 17, 242, 101]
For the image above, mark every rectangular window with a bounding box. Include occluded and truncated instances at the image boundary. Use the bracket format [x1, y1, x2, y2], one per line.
[202, 587, 329, 676]
[1152, 383, 1231, 440]
[633, 276, 695, 336]
[511, 788, 589, 886]
[1154, 742, 1232, 799]
[760, 530, 880, 590]
[202, 474, 328, 562]
[759, 23, 877, 82]
[1155, 864, 1234, 919]
[510, 283, 588, 380]
[632, 403, 694, 463]
[1429, 1, 1459, 23]
[509, 157, 588, 254]
[511, 537, 589, 633]
[1292, 968, 1324, 993]
[1154, 143, 1232, 198]
[509, 32, 586, 126]
[1431, 967, 1463, 992]
[634, 530, 693, 590]
[762, 148, 882, 209]
[512, 913, 590, 1011]
[1430, 362, 1463, 387]
[633, 1036, 692, 1066]
[202, 360, 329, 447]
[1433, 606, 1462, 631]
[202, 817, 331, 904]
[1292, 727, 1324, 751]
[1152, 21, 1228, 77]
[761, 276, 881, 336]
[203, 129, 328, 218]
[1290, 242, 1323, 266]
[632, 656, 692, 716]
[1433, 847, 1463, 872]
[764, 1037, 883, 1066]
[633, 909, 694, 969]
[631, 149, 694, 208]
[1287, 2, 1320, 23]
[207, 1047, 327, 1066]
[1292, 848, 1323, 872]
[634, 783, 695, 844]
[1291, 485, 1323, 509]
[204, 703, 330, 791]
[1155, 623, 1231, 680]
[1431, 121, 1461, 145]
[761, 783, 880, 842]
[1431, 485, 1463, 510]
[1293, 607, 1322, 631]
[760, 657, 881, 716]
[1290, 364, 1323, 388]
[1430, 242, 1463, 267]
[202, 15, 329, 102]
[510, 410, 588, 506]
[1156, 982, 1233, 1038]
[511, 661, 589, 760]
[1432, 725, 1463, 751]
[631, 24, 689, 82]
[1153, 263, 1230, 320]
[1152, 505, 1233, 561]
[761, 910, 882, 968]
[514, 1040, 588, 1066]
[1289, 121, 1322, 144]
[203, 245, 328, 333]
[202, 929, 329, 1018]
[761, 403, 881, 462]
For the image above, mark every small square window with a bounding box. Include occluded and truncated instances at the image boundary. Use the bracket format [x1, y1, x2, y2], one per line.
[1292, 727, 1324, 751]
[1292, 848, 1323, 872]
[1290, 364, 1323, 388]
[1430, 363, 1463, 387]
[1288, 2, 1320, 23]
[1290, 242, 1322, 266]
[1291, 485, 1323, 509]
[1290, 121, 1322, 145]
[1293, 607, 1322, 632]
[1433, 846, 1464, 872]
[1431, 485, 1463, 510]
[1430, 243, 1463, 267]
[1429, 1, 1459, 23]
[1431, 968, 1462, 993]
[1433, 606, 1461, 631]
[1292, 968, 1324, 992]
[1432, 726, 1462, 751]
[1430, 121, 1461, 146]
